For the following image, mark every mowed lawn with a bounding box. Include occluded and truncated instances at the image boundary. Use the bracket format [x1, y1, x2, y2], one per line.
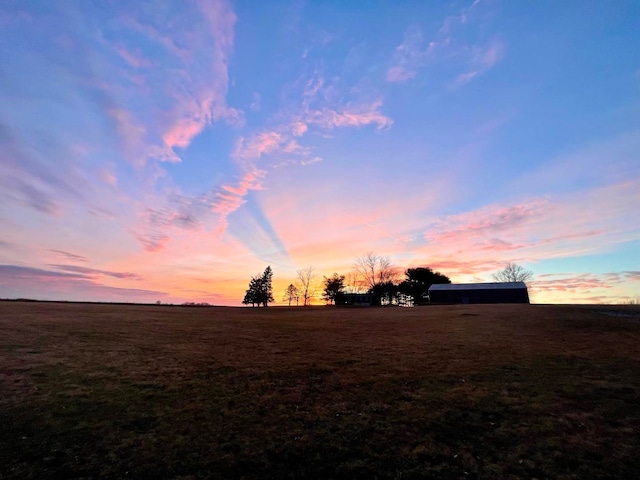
[1, 302, 640, 479]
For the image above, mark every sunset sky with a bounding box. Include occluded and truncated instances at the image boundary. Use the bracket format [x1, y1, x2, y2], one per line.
[1, 0, 639, 305]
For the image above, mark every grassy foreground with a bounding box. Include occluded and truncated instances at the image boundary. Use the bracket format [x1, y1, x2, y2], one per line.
[1, 302, 640, 479]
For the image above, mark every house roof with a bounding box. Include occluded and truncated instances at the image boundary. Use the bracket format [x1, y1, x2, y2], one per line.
[428, 282, 527, 291]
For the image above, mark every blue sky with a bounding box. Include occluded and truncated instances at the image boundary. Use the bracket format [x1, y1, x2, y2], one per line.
[0, 0, 639, 304]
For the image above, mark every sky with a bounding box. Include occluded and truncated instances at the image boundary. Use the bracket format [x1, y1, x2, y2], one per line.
[1, 0, 639, 305]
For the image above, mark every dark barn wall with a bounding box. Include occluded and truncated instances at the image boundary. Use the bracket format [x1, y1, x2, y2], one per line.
[429, 287, 530, 304]
[335, 293, 373, 306]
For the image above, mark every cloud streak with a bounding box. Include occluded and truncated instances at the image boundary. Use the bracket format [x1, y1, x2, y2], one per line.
[0, 265, 165, 303]
[133, 168, 267, 251]
[48, 264, 143, 280]
[50, 250, 89, 263]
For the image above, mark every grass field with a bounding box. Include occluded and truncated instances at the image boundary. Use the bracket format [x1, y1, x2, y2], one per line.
[1, 301, 640, 479]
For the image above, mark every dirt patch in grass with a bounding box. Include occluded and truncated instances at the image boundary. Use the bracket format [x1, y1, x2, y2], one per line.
[1, 302, 640, 479]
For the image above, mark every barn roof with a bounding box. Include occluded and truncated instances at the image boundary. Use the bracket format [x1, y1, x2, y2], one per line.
[429, 282, 527, 291]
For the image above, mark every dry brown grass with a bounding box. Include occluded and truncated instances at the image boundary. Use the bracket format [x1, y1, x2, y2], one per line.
[1, 301, 640, 479]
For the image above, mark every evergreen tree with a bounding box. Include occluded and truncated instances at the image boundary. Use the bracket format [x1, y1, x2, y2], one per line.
[243, 266, 274, 307]
[242, 276, 261, 307]
[322, 273, 345, 305]
[259, 266, 274, 307]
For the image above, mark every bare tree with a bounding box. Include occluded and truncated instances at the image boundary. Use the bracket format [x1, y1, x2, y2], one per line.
[283, 283, 300, 306]
[296, 266, 316, 306]
[492, 262, 534, 284]
[344, 271, 365, 293]
[354, 253, 398, 290]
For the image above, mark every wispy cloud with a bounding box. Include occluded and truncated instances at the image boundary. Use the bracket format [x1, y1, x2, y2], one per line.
[212, 169, 266, 232]
[133, 168, 266, 251]
[233, 131, 289, 161]
[233, 69, 392, 173]
[134, 230, 171, 253]
[386, 25, 441, 83]
[50, 250, 88, 262]
[305, 100, 393, 130]
[49, 264, 143, 280]
[530, 271, 640, 301]
[387, 1, 503, 88]
[0, 122, 86, 216]
[1, 265, 88, 280]
[407, 177, 639, 287]
[0, 265, 164, 303]
[94, 0, 243, 166]
[112, 43, 154, 69]
[451, 40, 506, 88]
[425, 202, 544, 245]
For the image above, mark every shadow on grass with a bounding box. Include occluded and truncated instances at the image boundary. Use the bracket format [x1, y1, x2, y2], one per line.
[2, 355, 640, 479]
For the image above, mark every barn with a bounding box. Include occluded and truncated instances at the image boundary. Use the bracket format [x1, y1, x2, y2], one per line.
[335, 293, 373, 306]
[428, 282, 530, 304]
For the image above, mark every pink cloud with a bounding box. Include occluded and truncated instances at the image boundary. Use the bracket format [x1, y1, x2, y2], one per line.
[282, 140, 310, 155]
[625, 271, 640, 280]
[427, 258, 506, 276]
[531, 274, 613, 292]
[212, 169, 266, 231]
[306, 101, 392, 130]
[399, 179, 639, 287]
[291, 121, 308, 136]
[131, 166, 268, 253]
[162, 108, 212, 150]
[232, 123, 315, 166]
[475, 238, 523, 252]
[134, 230, 171, 253]
[425, 202, 545, 245]
[233, 131, 285, 160]
[106, 1, 242, 166]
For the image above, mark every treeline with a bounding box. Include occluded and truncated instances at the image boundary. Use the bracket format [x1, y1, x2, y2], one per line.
[242, 253, 451, 307]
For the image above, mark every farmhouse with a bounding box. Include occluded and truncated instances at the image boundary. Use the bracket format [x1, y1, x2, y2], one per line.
[428, 282, 530, 304]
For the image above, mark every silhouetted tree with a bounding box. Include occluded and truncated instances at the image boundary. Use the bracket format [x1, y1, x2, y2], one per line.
[297, 266, 316, 306]
[283, 283, 300, 306]
[354, 253, 397, 291]
[492, 262, 533, 284]
[344, 271, 365, 293]
[243, 276, 261, 307]
[369, 280, 399, 306]
[243, 266, 274, 307]
[322, 273, 345, 305]
[398, 267, 451, 305]
[260, 266, 274, 306]
[352, 253, 400, 305]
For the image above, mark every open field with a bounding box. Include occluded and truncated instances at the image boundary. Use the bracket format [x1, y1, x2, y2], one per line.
[1, 302, 640, 479]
